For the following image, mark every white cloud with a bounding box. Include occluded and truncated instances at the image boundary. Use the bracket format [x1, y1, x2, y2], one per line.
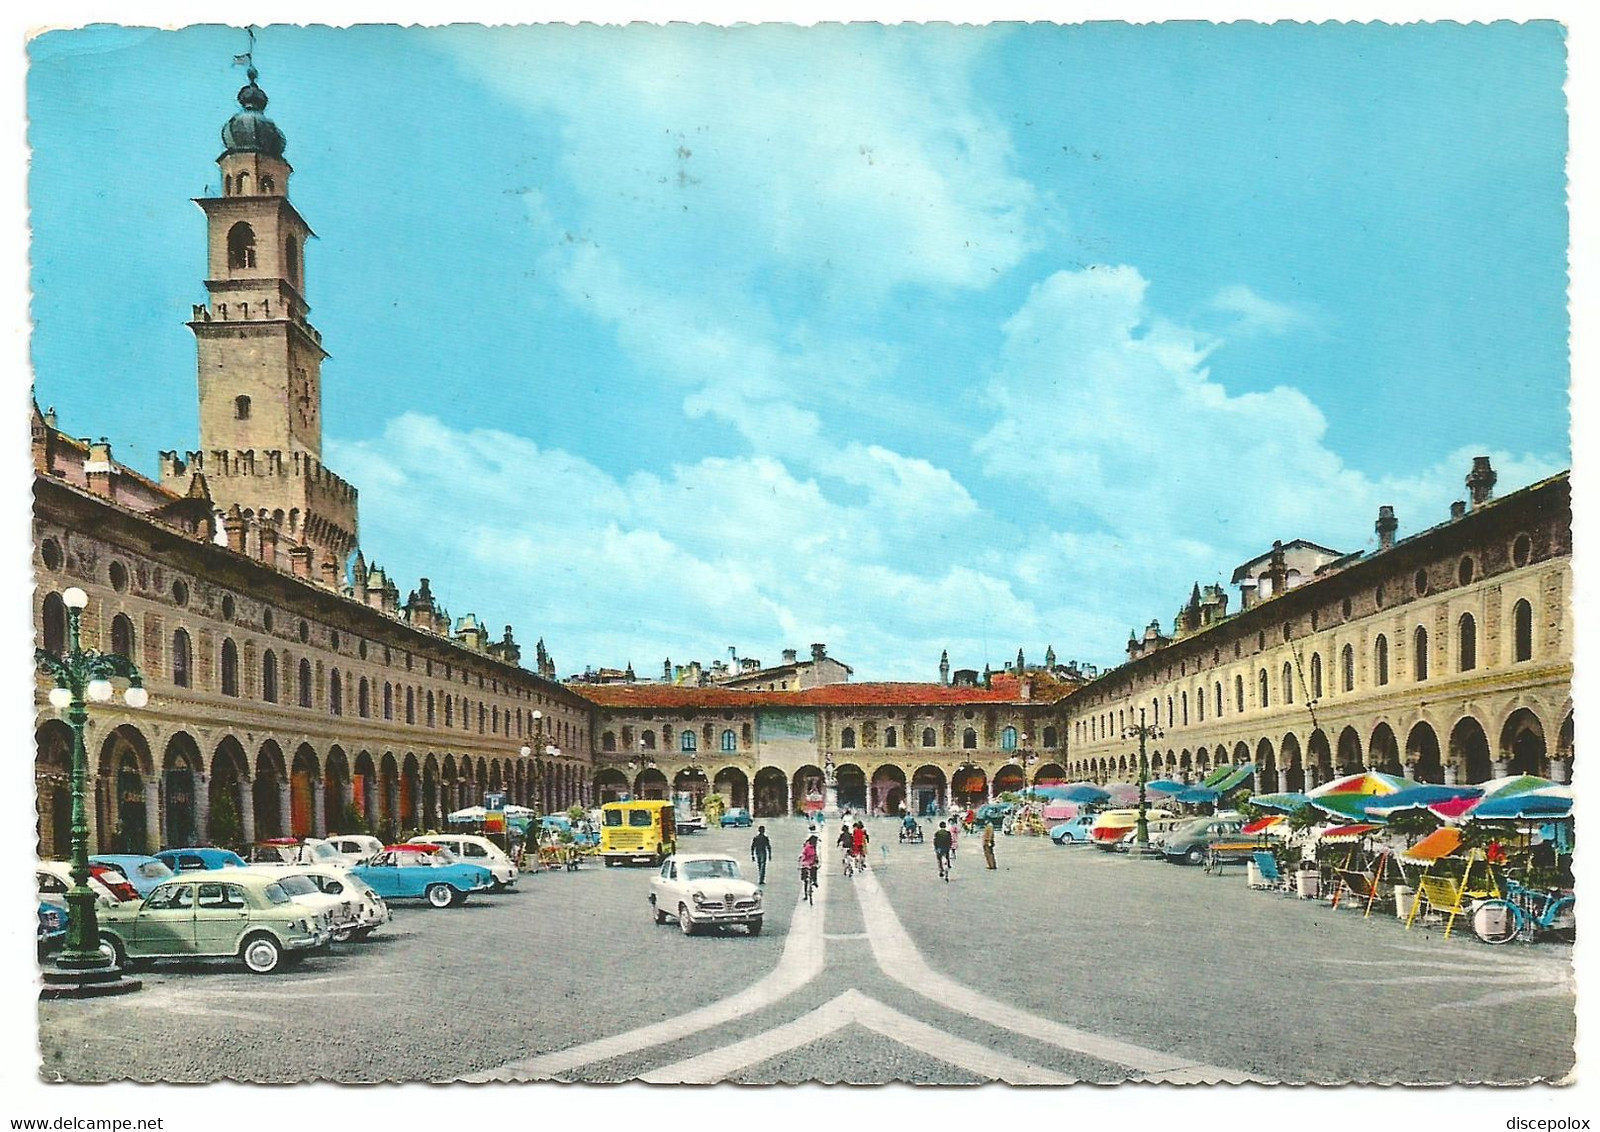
[974, 265, 1565, 619]
[1209, 283, 1310, 336]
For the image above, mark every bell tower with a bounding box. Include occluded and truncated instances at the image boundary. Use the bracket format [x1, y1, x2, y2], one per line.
[160, 50, 358, 572]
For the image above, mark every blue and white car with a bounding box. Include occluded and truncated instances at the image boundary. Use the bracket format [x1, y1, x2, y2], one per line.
[350, 844, 494, 909]
[91, 854, 177, 897]
[155, 847, 249, 873]
[1049, 815, 1098, 844]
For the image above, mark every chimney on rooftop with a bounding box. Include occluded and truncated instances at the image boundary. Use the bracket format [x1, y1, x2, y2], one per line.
[811, 643, 826, 664]
[1375, 505, 1398, 550]
[1466, 456, 1497, 509]
[1449, 500, 1467, 521]
[782, 649, 797, 665]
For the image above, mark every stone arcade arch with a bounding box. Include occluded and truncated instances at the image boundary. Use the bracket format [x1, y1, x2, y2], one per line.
[1307, 730, 1333, 787]
[1369, 723, 1402, 776]
[209, 736, 251, 846]
[634, 767, 669, 801]
[992, 763, 1026, 797]
[792, 765, 826, 815]
[253, 739, 289, 840]
[713, 766, 749, 810]
[1254, 738, 1277, 793]
[594, 767, 630, 804]
[291, 744, 320, 837]
[1500, 709, 1547, 778]
[325, 746, 352, 833]
[35, 720, 73, 858]
[911, 764, 946, 816]
[835, 763, 867, 811]
[352, 750, 378, 827]
[1032, 762, 1066, 786]
[753, 767, 789, 817]
[163, 732, 204, 848]
[870, 764, 907, 814]
[952, 765, 988, 807]
[401, 753, 421, 830]
[378, 752, 401, 839]
[674, 766, 710, 808]
[1449, 716, 1492, 784]
[97, 724, 154, 854]
[1336, 727, 1364, 775]
[1406, 722, 1443, 784]
[422, 754, 440, 829]
[1280, 733, 1304, 793]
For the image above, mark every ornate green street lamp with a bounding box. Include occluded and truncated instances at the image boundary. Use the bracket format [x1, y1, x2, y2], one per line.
[36, 586, 146, 998]
[1121, 708, 1165, 859]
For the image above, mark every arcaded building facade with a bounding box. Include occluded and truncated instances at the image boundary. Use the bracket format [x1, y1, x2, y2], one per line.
[1065, 468, 1573, 793]
[32, 68, 592, 857]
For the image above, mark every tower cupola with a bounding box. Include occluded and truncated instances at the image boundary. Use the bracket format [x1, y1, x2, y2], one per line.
[221, 66, 286, 158]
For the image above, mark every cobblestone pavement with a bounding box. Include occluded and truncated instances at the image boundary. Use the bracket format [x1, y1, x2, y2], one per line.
[37, 818, 1574, 1084]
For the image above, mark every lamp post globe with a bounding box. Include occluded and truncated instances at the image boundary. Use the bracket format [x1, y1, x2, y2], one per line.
[36, 582, 146, 997]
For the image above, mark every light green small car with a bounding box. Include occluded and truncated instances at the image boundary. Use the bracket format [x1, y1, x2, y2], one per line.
[97, 872, 332, 974]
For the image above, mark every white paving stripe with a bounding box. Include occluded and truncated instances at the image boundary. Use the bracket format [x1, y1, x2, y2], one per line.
[462, 881, 827, 1081]
[640, 989, 1072, 1084]
[852, 868, 1259, 1084]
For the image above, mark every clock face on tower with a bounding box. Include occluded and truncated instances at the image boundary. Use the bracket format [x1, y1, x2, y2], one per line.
[292, 370, 315, 428]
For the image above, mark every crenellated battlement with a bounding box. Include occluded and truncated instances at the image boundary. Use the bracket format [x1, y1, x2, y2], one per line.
[158, 447, 357, 503]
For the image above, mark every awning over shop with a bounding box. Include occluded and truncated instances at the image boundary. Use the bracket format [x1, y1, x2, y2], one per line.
[1317, 823, 1382, 843]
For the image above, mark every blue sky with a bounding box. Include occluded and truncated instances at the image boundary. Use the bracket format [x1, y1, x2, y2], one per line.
[27, 22, 1570, 680]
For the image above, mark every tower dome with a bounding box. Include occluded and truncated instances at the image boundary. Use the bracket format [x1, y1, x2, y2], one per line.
[221, 66, 286, 158]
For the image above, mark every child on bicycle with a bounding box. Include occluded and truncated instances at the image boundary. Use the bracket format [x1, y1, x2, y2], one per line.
[851, 820, 870, 872]
[798, 835, 820, 899]
[837, 823, 855, 876]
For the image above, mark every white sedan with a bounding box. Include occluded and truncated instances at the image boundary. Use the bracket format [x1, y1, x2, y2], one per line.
[648, 853, 763, 936]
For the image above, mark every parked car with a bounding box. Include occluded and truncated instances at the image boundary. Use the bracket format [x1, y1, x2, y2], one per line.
[240, 838, 352, 869]
[154, 847, 248, 873]
[648, 853, 763, 936]
[89, 854, 176, 898]
[406, 833, 518, 890]
[675, 812, 708, 834]
[350, 845, 494, 908]
[322, 834, 385, 864]
[37, 900, 68, 959]
[719, 808, 753, 828]
[37, 860, 139, 906]
[1157, 816, 1248, 865]
[290, 868, 391, 939]
[1049, 815, 1098, 844]
[1115, 817, 1187, 852]
[1089, 808, 1174, 851]
[225, 867, 363, 940]
[96, 872, 332, 974]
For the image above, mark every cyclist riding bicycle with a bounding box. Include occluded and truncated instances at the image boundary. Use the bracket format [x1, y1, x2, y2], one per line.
[933, 821, 953, 881]
[852, 821, 870, 872]
[798, 836, 820, 901]
[837, 823, 855, 876]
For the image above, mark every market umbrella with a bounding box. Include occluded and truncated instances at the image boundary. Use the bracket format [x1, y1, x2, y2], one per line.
[1363, 784, 1483, 821]
[1145, 779, 1188, 795]
[1249, 792, 1311, 814]
[1241, 814, 1285, 835]
[1105, 782, 1144, 804]
[448, 803, 536, 823]
[1306, 771, 1416, 819]
[1315, 822, 1383, 844]
[1477, 773, 1559, 799]
[1057, 784, 1111, 804]
[1467, 787, 1573, 821]
[1175, 786, 1220, 805]
[1042, 802, 1079, 822]
[1022, 785, 1076, 801]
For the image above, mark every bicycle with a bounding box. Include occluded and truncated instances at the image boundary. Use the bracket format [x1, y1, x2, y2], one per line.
[842, 850, 858, 879]
[1471, 878, 1575, 945]
[800, 864, 818, 905]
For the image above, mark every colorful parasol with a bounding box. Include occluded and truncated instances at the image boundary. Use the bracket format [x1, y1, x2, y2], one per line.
[1145, 779, 1188, 795]
[1363, 784, 1483, 821]
[1306, 771, 1416, 818]
[1241, 814, 1285, 835]
[1467, 785, 1573, 821]
[1398, 825, 1463, 864]
[1249, 791, 1311, 814]
[1316, 822, 1382, 843]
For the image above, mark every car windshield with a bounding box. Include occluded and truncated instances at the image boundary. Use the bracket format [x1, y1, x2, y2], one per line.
[274, 875, 318, 896]
[603, 810, 622, 827]
[683, 859, 739, 881]
[627, 810, 656, 828]
[1174, 819, 1213, 837]
[136, 861, 175, 881]
[308, 843, 343, 863]
[262, 882, 291, 905]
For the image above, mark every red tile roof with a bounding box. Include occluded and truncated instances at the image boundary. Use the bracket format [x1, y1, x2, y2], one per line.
[575, 676, 1075, 710]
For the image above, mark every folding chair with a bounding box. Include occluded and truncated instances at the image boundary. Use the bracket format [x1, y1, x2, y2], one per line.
[1250, 851, 1290, 892]
[1405, 850, 1498, 938]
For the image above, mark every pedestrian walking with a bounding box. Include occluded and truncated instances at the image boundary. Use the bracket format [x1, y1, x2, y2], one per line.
[751, 824, 773, 885]
[933, 821, 952, 881]
[948, 819, 960, 858]
[982, 820, 997, 870]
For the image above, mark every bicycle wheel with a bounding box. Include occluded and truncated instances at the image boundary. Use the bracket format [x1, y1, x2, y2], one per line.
[1471, 898, 1523, 945]
[1545, 896, 1575, 942]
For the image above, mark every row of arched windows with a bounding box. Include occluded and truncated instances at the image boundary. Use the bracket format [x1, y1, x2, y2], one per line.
[1075, 599, 1540, 745]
